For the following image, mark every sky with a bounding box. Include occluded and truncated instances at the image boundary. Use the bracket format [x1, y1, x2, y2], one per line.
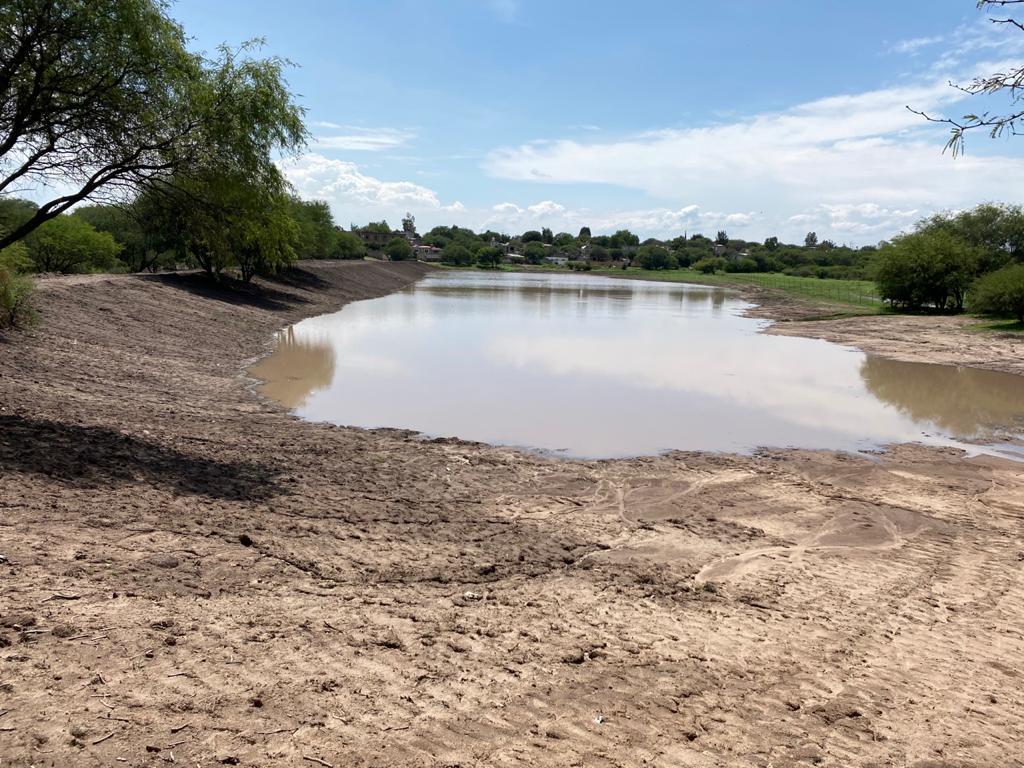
[169, 0, 1024, 245]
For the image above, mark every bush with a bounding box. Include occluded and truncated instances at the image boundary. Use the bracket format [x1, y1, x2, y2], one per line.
[874, 230, 978, 312]
[24, 215, 121, 273]
[693, 257, 726, 274]
[568, 260, 592, 271]
[724, 257, 758, 273]
[0, 268, 33, 329]
[385, 237, 412, 261]
[442, 242, 476, 266]
[635, 245, 678, 270]
[970, 264, 1024, 322]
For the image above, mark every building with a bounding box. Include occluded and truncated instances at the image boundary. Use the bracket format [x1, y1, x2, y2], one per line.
[412, 244, 443, 261]
[543, 255, 569, 266]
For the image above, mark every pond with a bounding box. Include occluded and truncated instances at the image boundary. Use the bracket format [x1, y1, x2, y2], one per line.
[250, 270, 1024, 459]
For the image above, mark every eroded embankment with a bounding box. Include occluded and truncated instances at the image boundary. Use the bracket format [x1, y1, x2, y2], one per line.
[2, 261, 1024, 767]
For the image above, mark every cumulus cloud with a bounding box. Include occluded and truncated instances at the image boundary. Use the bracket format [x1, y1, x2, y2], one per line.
[280, 153, 441, 209]
[481, 61, 1024, 242]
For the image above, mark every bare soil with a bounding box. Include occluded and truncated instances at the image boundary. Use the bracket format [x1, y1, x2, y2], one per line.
[2, 261, 1023, 767]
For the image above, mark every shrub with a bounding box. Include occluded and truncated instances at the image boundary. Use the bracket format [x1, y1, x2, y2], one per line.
[724, 257, 758, 273]
[385, 237, 412, 261]
[873, 230, 979, 312]
[442, 242, 476, 266]
[635, 245, 678, 270]
[0, 268, 33, 329]
[693, 257, 726, 274]
[568, 260, 592, 271]
[970, 264, 1024, 322]
[24, 215, 122, 273]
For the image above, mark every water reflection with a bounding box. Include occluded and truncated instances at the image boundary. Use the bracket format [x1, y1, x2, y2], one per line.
[251, 271, 1024, 458]
[250, 327, 335, 409]
[860, 356, 1024, 437]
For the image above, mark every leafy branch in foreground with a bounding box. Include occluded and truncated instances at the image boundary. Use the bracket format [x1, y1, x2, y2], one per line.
[0, 0, 307, 250]
[910, 0, 1024, 155]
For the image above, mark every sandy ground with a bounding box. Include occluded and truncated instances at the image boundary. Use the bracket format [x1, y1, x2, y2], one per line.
[1, 262, 1023, 768]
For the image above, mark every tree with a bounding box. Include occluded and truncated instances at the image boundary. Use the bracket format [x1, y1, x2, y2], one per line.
[764, 236, 780, 251]
[874, 229, 980, 311]
[0, 1, 306, 250]
[971, 264, 1024, 322]
[523, 241, 546, 265]
[521, 230, 543, 243]
[541, 227, 553, 244]
[804, 231, 819, 248]
[364, 221, 391, 233]
[911, 1, 1024, 154]
[442, 242, 475, 266]
[715, 230, 729, 245]
[578, 226, 592, 243]
[385, 237, 412, 261]
[477, 246, 502, 268]
[635, 245, 678, 270]
[334, 231, 366, 260]
[693, 257, 726, 274]
[588, 244, 610, 261]
[23, 215, 121, 273]
[610, 229, 639, 248]
[233, 193, 298, 282]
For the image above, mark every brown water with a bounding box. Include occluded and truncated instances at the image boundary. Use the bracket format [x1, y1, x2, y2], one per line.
[250, 271, 1024, 458]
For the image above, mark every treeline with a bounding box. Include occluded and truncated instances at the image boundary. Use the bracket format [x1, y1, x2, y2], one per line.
[874, 203, 1024, 318]
[0, 196, 365, 277]
[0, 0, 338, 327]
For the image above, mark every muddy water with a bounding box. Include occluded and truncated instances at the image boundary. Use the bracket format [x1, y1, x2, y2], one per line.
[250, 271, 1024, 458]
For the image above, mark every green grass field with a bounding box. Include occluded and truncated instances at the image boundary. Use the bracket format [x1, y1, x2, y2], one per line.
[590, 267, 883, 309]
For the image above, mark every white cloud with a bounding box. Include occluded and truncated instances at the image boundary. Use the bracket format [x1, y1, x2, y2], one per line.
[280, 153, 441, 211]
[481, 63, 1024, 242]
[311, 126, 415, 152]
[888, 35, 944, 55]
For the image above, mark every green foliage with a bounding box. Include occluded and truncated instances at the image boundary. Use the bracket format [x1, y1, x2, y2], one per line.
[541, 227, 553, 244]
[523, 241, 546, 265]
[521, 230, 543, 243]
[364, 221, 392, 233]
[0, 268, 33, 329]
[385, 237, 413, 261]
[609, 229, 639, 248]
[334, 231, 367, 260]
[635, 245, 678, 270]
[715, 230, 729, 245]
[874, 230, 980, 311]
[724, 257, 759, 273]
[804, 232, 818, 248]
[477, 246, 503, 268]
[568, 260, 592, 271]
[0, 242, 32, 273]
[970, 265, 1024, 322]
[693, 257, 727, 274]
[24, 216, 121, 273]
[442, 242, 476, 266]
[577, 226, 592, 242]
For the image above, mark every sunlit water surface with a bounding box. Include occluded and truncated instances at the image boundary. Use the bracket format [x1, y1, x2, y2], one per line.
[251, 271, 1024, 458]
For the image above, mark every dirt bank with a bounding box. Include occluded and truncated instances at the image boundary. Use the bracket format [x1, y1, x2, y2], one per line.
[2, 262, 1024, 767]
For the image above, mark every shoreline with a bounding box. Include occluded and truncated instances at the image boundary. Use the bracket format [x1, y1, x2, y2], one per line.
[2, 260, 1024, 766]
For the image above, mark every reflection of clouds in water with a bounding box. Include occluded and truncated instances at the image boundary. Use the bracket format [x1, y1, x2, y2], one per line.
[251, 270, 1024, 457]
[251, 327, 336, 409]
[485, 333, 929, 442]
[860, 356, 1024, 437]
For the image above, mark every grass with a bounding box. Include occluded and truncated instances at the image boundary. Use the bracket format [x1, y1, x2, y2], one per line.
[589, 267, 883, 310]
[967, 318, 1024, 334]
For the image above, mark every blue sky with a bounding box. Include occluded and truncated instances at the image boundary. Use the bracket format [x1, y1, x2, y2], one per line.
[171, 0, 1024, 244]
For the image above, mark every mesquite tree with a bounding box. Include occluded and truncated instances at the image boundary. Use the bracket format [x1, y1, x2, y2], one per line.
[0, 0, 307, 249]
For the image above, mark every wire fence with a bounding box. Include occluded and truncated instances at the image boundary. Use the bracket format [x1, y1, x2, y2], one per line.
[728, 273, 882, 308]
